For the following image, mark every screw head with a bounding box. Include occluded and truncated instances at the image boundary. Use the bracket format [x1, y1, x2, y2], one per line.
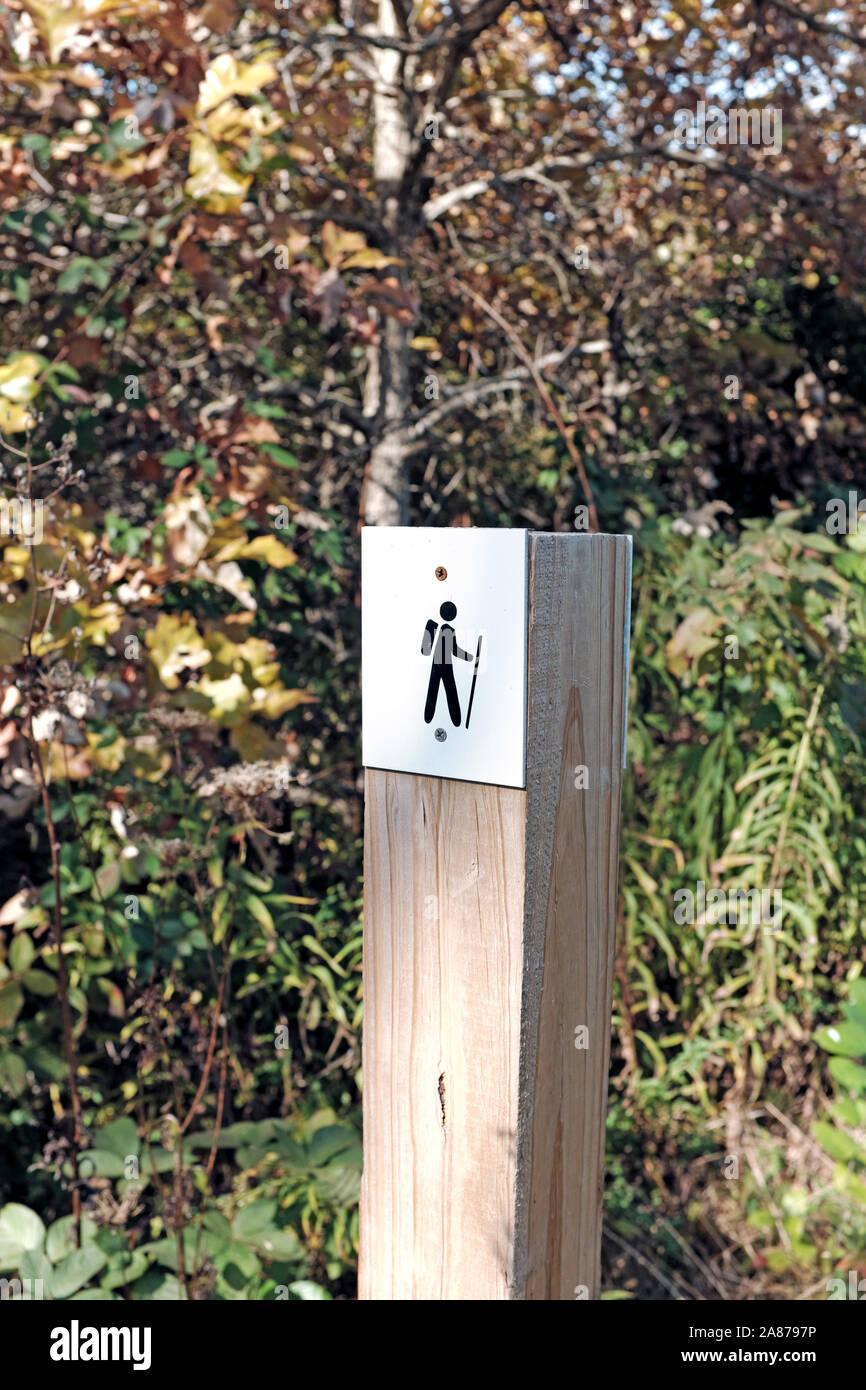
[434, 728, 446, 742]
[435, 566, 447, 581]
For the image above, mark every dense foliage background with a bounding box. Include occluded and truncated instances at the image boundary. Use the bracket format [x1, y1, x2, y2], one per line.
[0, 0, 864, 1299]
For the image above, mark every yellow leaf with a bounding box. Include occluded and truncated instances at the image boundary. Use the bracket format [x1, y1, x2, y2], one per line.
[241, 535, 297, 567]
[204, 101, 279, 144]
[665, 607, 723, 677]
[249, 661, 280, 688]
[321, 220, 367, 267]
[237, 642, 282, 688]
[341, 249, 403, 270]
[3, 545, 42, 576]
[0, 401, 35, 433]
[197, 52, 279, 116]
[200, 627, 245, 675]
[194, 672, 250, 723]
[59, 601, 123, 649]
[212, 533, 297, 568]
[146, 615, 210, 689]
[101, 151, 150, 179]
[22, 0, 92, 64]
[252, 686, 315, 718]
[185, 132, 251, 213]
[22, 0, 157, 65]
[0, 353, 45, 403]
[86, 731, 127, 772]
[287, 142, 316, 164]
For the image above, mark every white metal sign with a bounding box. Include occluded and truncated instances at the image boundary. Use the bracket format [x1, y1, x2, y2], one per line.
[362, 527, 528, 788]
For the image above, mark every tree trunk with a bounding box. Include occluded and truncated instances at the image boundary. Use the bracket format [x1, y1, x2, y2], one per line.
[362, 0, 414, 527]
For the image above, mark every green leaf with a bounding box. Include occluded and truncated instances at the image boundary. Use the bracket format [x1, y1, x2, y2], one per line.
[288, 1280, 332, 1300]
[78, 1149, 127, 1179]
[846, 978, 866, 1024]
[315, 1165, 361, 1206]
[814, 1121, 861, 1164]
[136, 1271, 184, 1300]
[22, 970, 56, 997]
[307, 1124, 359, 1166]
[0, 1050, 27, 1096]
[202, 1210, 232, 1241]
[815, 1021, 866, 1058]
[89, 260, 112, 290]
[0, 981, 23, 1028]
[8, 934, 34, 974]
[835, 551, 866, 583]
[828, 1057, 866, 1096]
[832, 1098, 863, 1128]
[0, 1204, 45, 1258]
[259, 443, 298, 469]
[249, 1227, 302, 1261]
[233, 1201, 277, 1239]
[138, 1146, 175, 1175]
[101, 1249, 151, 1290]
[45, 1215, 99, 1263]
[56, 257, 93, 293]
[136, 1237, 199, 1274]
[187, 1120, 277, 1151]
[246, 896, 276, 935]
[20, 1247, 53, 1296]
[95, 860, 123, 898]
[747, 1208, 775, 1231]
[218, 1246, 261, 1283]
[94, 1116, 140, 1159]
[51, 1244, 109, 1299]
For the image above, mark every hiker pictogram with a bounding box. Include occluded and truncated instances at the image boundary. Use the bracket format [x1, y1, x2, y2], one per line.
[421, 602, 483, 729]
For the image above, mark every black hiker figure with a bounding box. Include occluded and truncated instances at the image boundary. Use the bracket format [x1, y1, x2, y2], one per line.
[422, 602, 473, 726]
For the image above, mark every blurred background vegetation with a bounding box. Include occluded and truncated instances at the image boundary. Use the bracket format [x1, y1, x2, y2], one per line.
[0, 0, 864, 1299]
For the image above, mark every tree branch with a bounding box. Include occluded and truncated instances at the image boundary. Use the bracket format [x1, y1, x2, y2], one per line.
[447, 279, 600, 529]
[406, 342, 602, 438]
[768, 0, 866, 52]
[424, 140, 837, 226]
[423, 156, 590, 222]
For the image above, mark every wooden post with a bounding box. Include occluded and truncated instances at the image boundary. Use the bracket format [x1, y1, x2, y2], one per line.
[360, 530, 632, 1300]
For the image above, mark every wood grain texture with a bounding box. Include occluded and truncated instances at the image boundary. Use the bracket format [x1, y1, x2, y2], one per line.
[515, 532, 631, 1300]
[360, 533, 631, 1300]
[360, 771, 526, 1299]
